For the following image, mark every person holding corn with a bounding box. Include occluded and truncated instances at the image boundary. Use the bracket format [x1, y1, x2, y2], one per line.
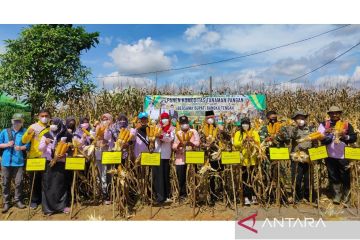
[38, 117, 73, 215]
[0, 113, 29, 213]
[22, 109, 51, 210]
[318, 106, 357, 204]
[173, 115, 200, 200]
[233, 117, 260, 206]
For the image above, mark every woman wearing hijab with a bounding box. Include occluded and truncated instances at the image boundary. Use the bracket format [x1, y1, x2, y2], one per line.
[66, 116, 76, 134]
[233, 117, 260, 206]
[153, 112, 174, 204]
[95, 113, 113, 205]
[38, 118, 73, 215]
[73, 117, 92, 150]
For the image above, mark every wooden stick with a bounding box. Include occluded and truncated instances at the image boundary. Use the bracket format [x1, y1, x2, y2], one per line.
[309, 162, 313, 204]
[69, 171, 77, 220]
[111, 168, 115, 219]
[27, 172, 36, 220]
[150, 166, 153, 219]
[230, 165, 238, 217]
[293, 162, 298, 205]
[192, 164, 196, 219]
[276, 161, 280, 206]
[239, 167, 243, 206]
[316, 162, 320, 216]
[354, 162, 360, 215]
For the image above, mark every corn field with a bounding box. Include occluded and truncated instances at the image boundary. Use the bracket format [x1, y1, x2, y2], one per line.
[1, 86, 360, 219]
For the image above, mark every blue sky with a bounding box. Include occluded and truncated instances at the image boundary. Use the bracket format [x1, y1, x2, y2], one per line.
[1, 24, 360, 91]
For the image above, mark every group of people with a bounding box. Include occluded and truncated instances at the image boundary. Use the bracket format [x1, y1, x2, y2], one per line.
[0, 105, 357, 215]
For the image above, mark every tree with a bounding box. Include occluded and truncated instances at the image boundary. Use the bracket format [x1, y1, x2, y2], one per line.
[0, 24, 99, 118]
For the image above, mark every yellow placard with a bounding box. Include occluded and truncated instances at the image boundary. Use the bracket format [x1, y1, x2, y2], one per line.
[269, 148, 290, 160]
[221, 151, 241, 164]
[141, 152, 161, 166]
[185, 151, 205, 164]
[65, 157, 86, 170]
[308, 146, 328, 161]
[345, 147, 360, 160]
[102, 151, 122, 164]
[26, 158, 46, 171]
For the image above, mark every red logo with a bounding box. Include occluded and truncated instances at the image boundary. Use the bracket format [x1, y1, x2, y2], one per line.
[237, 213, 258, 233]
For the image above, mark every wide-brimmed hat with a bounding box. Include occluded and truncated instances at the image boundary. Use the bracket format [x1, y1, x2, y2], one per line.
[327, 106, 343, 114]
[291, 110, 308, 119]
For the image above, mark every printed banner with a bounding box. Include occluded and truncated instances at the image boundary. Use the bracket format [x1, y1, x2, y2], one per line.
[185, 151, 205, 164]
[102, 151, 122, 165]
[26, 158, 46, 171]
[308, 146, 328, 161]
[65, 157, 86, 170]
[269, 148, 290, 160]
[221, 151, 241, 164]
[144, 94, 266, 122]
[141, 152, 161, 166]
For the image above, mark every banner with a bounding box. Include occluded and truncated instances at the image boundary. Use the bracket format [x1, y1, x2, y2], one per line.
[144, 94, 266, 122]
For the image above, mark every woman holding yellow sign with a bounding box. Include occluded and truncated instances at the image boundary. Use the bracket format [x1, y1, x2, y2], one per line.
[234, 117, 260, 206]
[39, 117, 73, 215]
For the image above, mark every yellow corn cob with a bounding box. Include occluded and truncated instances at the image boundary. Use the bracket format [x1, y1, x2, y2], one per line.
[146, 126, 150, 136]
[123, 129, 130, 141]
[308, 132, 324, 140]
[213, 127, 218, 137]
[55, 141, 66, 156]
[118, 128, 125, 140]
[176, 121, 181, 132]
[202, 122, 209, 136]
[176, 132, 184, 144]
[82, 128, 91, 136]
[125, 133, 133, 143]
[209, 124, 214, 136]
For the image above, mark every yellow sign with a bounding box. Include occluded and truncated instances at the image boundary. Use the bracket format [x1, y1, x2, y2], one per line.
[65, 157, 86, 170]
[269, 148, 290, 160]
[26, 158, 46, 171]
[345, 147, 360, 160]
[141, 152, 161, 166]
[308, 146, 328, 161]
[102, 151, 122, 164]
[221, 151, 241, 164]
[185, 151, 205, 164]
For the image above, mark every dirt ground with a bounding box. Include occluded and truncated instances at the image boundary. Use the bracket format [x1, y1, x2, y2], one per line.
[1, 198, 360, 221]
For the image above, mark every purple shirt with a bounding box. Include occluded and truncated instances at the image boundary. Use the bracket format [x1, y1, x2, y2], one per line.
[318, 124, 345, 159]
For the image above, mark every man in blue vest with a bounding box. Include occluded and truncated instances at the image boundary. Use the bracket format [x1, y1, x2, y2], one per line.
[0, 113, 30, 213]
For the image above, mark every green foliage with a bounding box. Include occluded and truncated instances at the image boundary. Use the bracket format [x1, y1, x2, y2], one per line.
[0, 24, 99, 117]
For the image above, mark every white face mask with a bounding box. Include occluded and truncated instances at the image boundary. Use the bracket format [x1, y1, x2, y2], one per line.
[50, 124, 58, 132]
[101, 120, 109, 126]
[181, 124, 189, 131]
[161, 119, 169, 125]
[207, 118, 214, 125]
[242, 124, 250, 131]
[40, 117, 49, 124]
[297, 119, 306, 127]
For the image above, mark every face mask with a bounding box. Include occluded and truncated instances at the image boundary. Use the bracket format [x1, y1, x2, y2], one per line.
[68, 123, 75, 129]
[80, 123, 90, 129]
[207, 118, 214, 125]
[297, 119, 306, 127]
[269, 118, 277, 124]
[181, 124, 189, 131]
[242, 124, 250, 131]
[118, 120, 127, 128]
[101, 120, 109, 126]
[50, 124, 58, 132]
[161, 119, 169, 125]
[40, 117, 49, 124]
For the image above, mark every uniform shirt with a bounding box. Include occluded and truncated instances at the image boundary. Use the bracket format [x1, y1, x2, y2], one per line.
[172, 129, 200, 165]
[286, 125, 316, 152]
[22, 121, 49, 158]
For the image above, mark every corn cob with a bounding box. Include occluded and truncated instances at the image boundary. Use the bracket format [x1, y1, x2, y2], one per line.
[176, 132, 184, 145]
[55, 141, 66, 156]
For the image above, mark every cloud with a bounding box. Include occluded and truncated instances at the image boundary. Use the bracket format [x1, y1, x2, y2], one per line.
[184, 24, 207, 41]
[98, 71, 155, 90]
[184, 24, 221, 48]
[314, 65, 360, 87]
[99, 36, 113, 46]
[108, 37, 172, 74]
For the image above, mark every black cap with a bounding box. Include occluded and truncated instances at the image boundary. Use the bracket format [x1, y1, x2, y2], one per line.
[205, 110, 215, 117]
[179, 115, 189, 124]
